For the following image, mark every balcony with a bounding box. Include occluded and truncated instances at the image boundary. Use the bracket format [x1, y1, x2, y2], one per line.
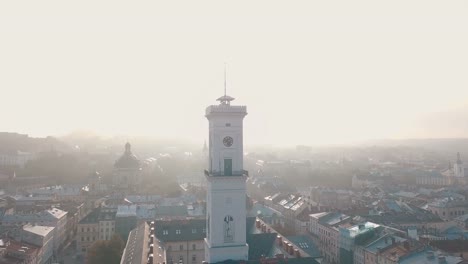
[204, 170, 249, 177]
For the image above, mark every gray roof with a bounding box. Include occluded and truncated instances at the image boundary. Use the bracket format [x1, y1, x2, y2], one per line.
[155, 219, 206, 242]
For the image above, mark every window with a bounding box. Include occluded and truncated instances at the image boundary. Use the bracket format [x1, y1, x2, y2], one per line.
[224, 159, 232, 176]
[81, 227, 84, 232]
[180, 245, 183, 251]
[192, 254, 197, 262]
[192, 229, 197, 234]
[87, 227, 90, 232]
[192, 244, 196, 250]
[163, 230, 168, 235]
[202, 228, 206, 233]
[168, 245, 172, 251]
[224, 215, 234, 243]
[176, 229, 181, 234]
[81, 237, 84, 242]
[225, 123, 231, 127]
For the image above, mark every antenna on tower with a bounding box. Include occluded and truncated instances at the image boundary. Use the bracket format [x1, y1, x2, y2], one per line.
[224, 63, 227, 96]
[216, 63, 235, 105]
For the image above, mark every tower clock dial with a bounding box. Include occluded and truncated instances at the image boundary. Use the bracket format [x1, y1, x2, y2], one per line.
[223, 136, 233, 147]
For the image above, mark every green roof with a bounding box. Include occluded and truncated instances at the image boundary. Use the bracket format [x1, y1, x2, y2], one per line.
[286, 235, 321, 258]
[247, 233, 277, 260]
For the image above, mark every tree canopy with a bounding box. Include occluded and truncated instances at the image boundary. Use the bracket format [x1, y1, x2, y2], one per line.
[87, 234, 125, 264]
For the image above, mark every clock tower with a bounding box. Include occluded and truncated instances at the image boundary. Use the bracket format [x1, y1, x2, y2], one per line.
[204, 93, 249, 263]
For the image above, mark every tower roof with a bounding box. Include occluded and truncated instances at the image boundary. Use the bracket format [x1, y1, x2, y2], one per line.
[115, 142, 140, 169]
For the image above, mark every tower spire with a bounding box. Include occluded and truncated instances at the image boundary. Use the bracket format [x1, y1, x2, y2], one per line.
[224, 63, 227, 97]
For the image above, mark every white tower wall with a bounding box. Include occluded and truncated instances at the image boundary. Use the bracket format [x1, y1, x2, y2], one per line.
[204, 96, 249, 263]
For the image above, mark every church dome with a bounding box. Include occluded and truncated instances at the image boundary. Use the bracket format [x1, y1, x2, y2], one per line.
[114, 142, 140, 169]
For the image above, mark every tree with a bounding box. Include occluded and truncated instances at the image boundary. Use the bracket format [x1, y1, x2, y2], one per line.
[87, 235, 125, 264]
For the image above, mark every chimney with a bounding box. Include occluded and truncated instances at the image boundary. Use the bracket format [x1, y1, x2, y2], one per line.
[256, 220, 261, 228]
[267, 228, 271, 233]
[294, 249, 301, 258]
[288, 244, 294, 255]
[391, 237, 396, 244]
[277, 235, 283, 246]
[149, 244, 154, 254]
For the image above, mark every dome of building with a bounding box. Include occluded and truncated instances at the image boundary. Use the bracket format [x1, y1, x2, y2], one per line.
[114, 142, 140, 169]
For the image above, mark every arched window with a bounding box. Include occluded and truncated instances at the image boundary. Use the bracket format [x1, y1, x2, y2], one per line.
[224, 215, 234, 243]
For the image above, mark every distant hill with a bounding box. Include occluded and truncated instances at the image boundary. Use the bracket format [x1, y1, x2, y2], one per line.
[0, 132, 71, 153]
[363, 138, 468, 154]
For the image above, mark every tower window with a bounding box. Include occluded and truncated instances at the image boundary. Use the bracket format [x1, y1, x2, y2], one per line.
[163, 230, 168, 235]
[226, 123, 231, 127]
[176, 229, 181, 234]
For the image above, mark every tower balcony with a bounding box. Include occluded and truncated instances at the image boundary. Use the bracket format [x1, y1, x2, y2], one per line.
[204, 169, 249, 177]
[205, 105, 247, 116]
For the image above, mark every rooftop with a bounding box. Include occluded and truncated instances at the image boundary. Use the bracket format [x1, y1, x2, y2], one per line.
[286, 235, 321, 258]
[155, 218, 206, 242]
[399, 247, 463, 264]
[23, 225, 54, 237]
[120, 222, 148, 264]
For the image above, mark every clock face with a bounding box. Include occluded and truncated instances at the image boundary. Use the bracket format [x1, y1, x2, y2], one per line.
[223, 136, 233, 147]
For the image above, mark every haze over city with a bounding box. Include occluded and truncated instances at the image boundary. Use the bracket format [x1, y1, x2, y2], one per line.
[1, 0, 468, 146]
[3, 2, 468, 264]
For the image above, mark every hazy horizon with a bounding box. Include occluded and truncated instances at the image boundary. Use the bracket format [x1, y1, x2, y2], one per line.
[1, 0, 467, 146]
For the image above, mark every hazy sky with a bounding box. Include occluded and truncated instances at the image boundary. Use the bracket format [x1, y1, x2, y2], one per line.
[1, 1, 467, 146]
